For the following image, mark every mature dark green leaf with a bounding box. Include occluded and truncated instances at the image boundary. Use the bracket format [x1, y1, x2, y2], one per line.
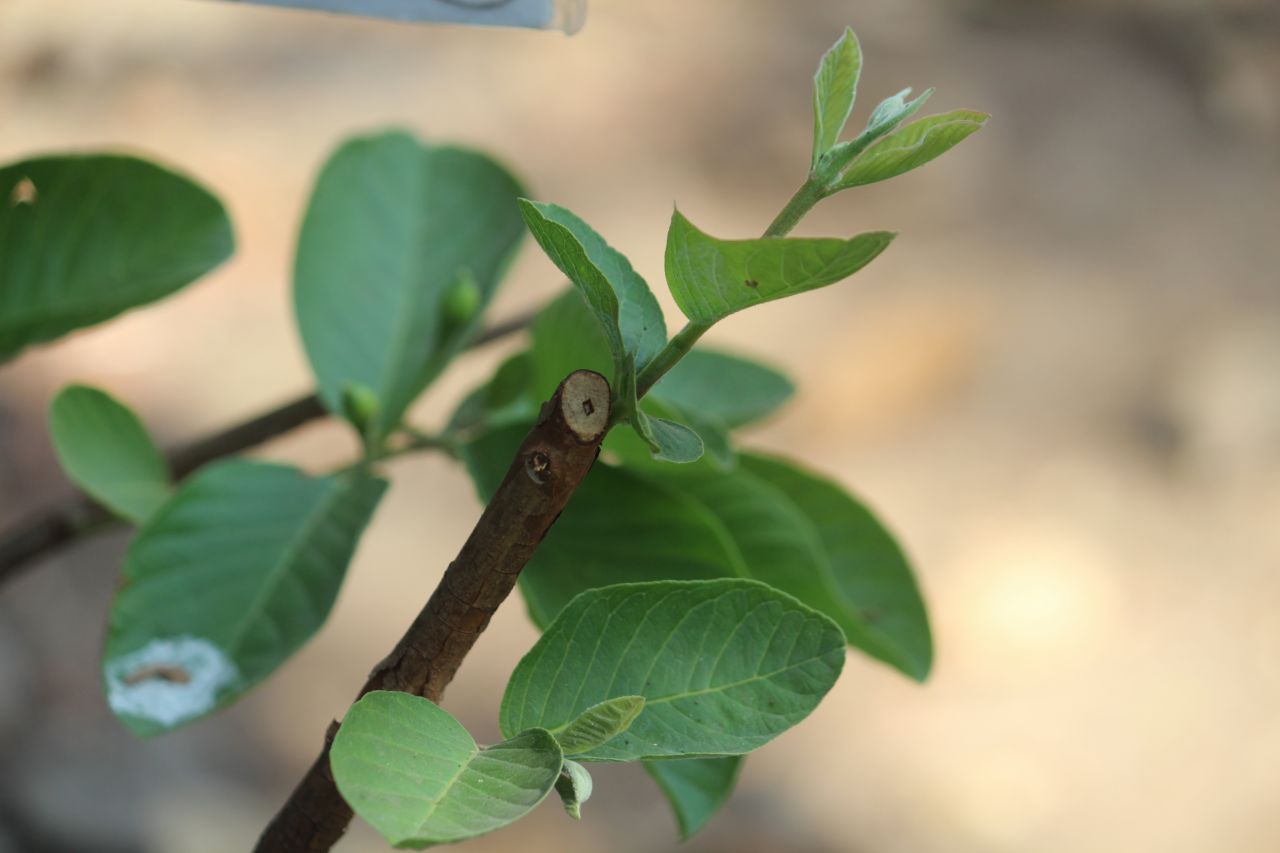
[645, 756, 743, 839]
[458, 420, 528, 503]
[49, 385, 171, 524]
[500, 579, 846, 762]
[331, 691, 563, 848]
[649, 348, 794, 429]
[518, 200, 666, 378]
[295, 131, 524, 441]
[555, 760, 593, 820]
[556, 696, 646, 755]
[510, 452, 930, 681]
[447, 353, 538, 439]
[528, 288, 613, 400]
[812, 27, 862, 167]
[740, 454, 931, 679]
[664, 210, 895, 324]
[103, 460, 386, 736]
[837, 110, 989, 190]
[516, 463, 744, 628]
[0, 155, 233, 362]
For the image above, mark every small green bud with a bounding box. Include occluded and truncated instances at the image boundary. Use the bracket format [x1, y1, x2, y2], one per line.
[340, 383, 380, 437]
[442, 269, 482, 326]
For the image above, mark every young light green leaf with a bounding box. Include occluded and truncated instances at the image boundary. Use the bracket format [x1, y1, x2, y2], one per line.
[295, 131, 525, 442]
[555, 696, 646, 755]
[500, 579, 846, 762]
[0, 155, 233, 363]
[632, 413, 705, 464]
[604, 397, 733, 473]
[49, 385, 171, 524]
[649, 348, 794, 429]
[864, 86, 933, 138]
[555, 760, 593, 820]
[645, 756, 743, 839]
[664, 210, 895, 324]
[837, 110, 990, 190]
[331, 691, 563, 848]
[103, 460, 386, 736]
[812, 27, 862, 168]
[741, 454, 931, 679]
[614, 355, 700, 464]
[518, 200, 666, 378]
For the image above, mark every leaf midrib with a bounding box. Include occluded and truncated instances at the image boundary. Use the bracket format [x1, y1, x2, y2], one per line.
[221, 476, 351, 662]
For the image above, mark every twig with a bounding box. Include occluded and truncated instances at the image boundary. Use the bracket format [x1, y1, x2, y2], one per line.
[0, 311, 535, 587]
[255, 369, 611, 852]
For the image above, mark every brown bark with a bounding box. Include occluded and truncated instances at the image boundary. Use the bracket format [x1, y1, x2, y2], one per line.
[254, 369, 611, 853]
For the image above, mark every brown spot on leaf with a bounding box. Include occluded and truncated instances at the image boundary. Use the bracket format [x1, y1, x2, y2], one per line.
[744, 279, 759, 289]
[9, 177, 36, 207]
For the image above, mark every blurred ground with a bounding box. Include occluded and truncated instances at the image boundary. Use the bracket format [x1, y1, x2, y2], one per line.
[1, 0, 1278, 851]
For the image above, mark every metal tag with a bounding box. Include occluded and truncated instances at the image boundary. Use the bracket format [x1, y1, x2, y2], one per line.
[212, 0, 585, 33]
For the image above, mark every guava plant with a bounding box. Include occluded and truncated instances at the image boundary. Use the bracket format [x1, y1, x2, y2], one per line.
[0, 28, 986, 851]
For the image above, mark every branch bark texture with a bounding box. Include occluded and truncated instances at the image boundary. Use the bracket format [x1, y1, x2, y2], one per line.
[255, 369, 611, 853]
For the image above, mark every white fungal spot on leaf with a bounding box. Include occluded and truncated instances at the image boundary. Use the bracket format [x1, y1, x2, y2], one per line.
[104, 636, 238, 728]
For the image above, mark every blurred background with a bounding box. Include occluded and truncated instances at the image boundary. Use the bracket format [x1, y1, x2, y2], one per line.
[1, 0, 1279, 850]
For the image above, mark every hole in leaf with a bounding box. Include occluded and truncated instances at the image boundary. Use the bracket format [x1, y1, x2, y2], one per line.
[122, 664, 192, 685]
[9, 177, 36, 207]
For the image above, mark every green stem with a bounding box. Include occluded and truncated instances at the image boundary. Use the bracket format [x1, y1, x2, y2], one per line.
[634, 320, 712, 398]
[763, 175, 826, 239]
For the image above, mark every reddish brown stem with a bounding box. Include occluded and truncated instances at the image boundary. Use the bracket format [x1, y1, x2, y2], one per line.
[254, 370, 611, 853]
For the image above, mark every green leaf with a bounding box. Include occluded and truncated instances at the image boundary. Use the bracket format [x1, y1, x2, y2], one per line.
[528, 288, 614, 400]
[103, 460, 386, 736]
[517, 463, 744, 627]
[645, 756, 743, 840]
[518, 200, 666, 378]
[555, 760, 593, 820]
[0, 155, 233, 362]
[331, 691, 563, 848]
[812, 27, 862, 167]
[837, 110, 989, 190]
[458, 420, 529, 504]
[618, 352, 704, 465]
[48, 385, 171, 524]
[664, 209, 895, 325]
[500, 579, 846, 762]
[632, 413, 705, 464]
[555, 696, 646, 755]
[864, 86, 933, 138]
[604, 398, 732, 473]
[295, 131, 525, 441]
[447, 353, 538, 439]
[512, 453, 931, 681]
[741, 454, 931, 680]
[649, 348, 794, 429]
